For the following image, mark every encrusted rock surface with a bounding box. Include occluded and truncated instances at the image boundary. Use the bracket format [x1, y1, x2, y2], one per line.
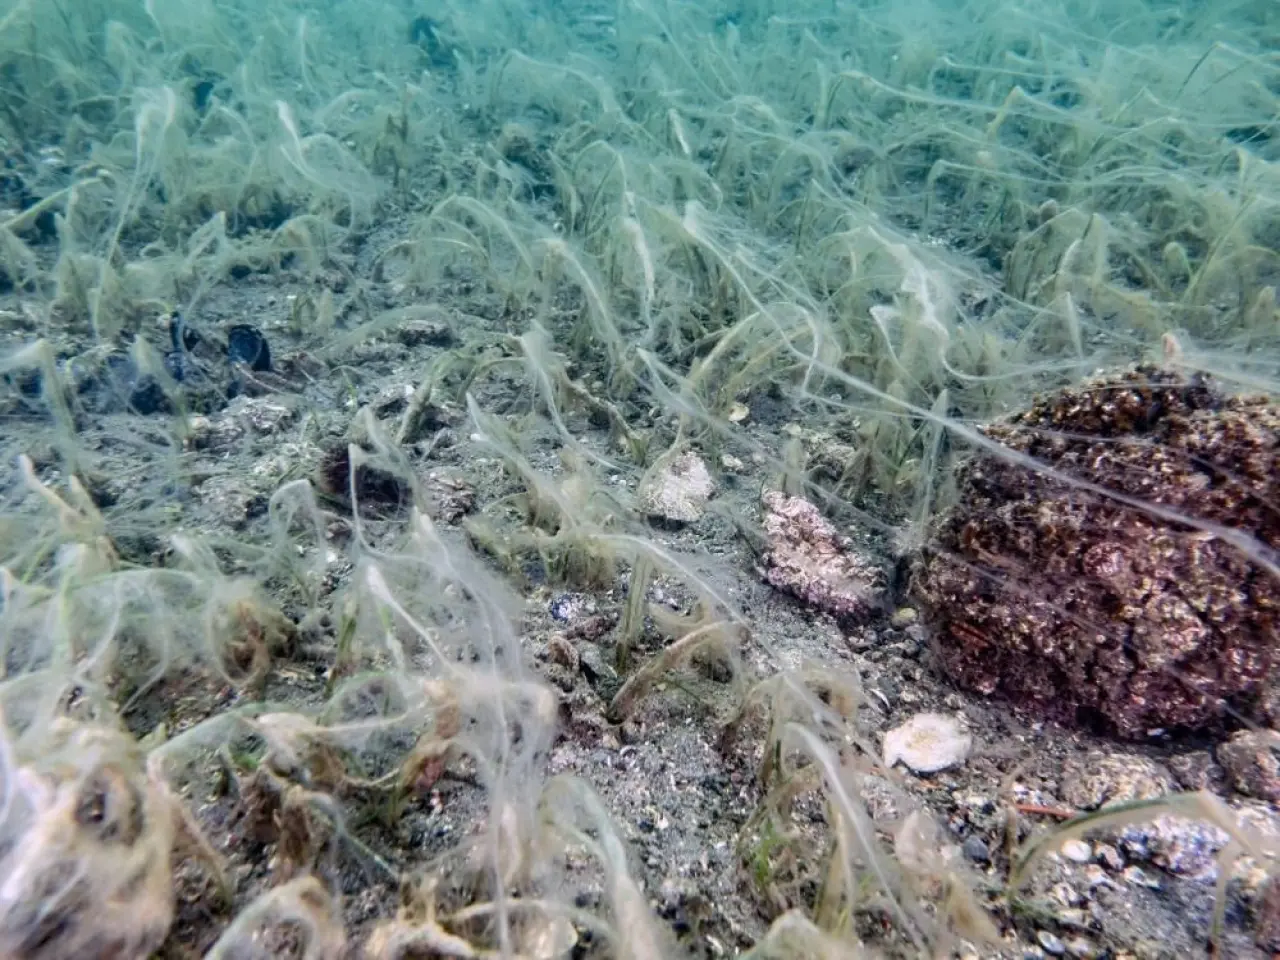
[913, 366, 1280, 738]
[1217, 729, 1280, 802]
[638, 449, 715, 523]
[759, 490, 882, 620]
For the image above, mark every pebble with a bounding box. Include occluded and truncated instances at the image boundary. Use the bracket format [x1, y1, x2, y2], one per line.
[1049, 882, 1082, 907]
[637, 449, 714, 523]
[1061, 752, 1176, 810]
[1054, 909, 1089, 929]
[1095, 843, 1124, 870]
[549, 593, 594, 624]
[577, 645, 617, 685]
[1059, 838, 1091, 863]
[1037, 930, 1066, 955]
[1122, 865, 1162, 889]
[890, 607, 918, 627]
[1065, 936, 1098, 959]
[962, 835, 990, 864]
[545, 633, 579, 671]
[1123, 814, 1229, 879]
[227, 396, 294, 433]
[1168, 749, 1222, 791]
[1217, 729, 1280, 802]
[1082, 864, 1117, 889]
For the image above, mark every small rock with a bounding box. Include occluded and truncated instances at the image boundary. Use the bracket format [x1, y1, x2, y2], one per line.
[544, 664, 576, 692]
[549, 593, 594, 624]
[395, 319, 454, 347]
[1254, 874, 1280, 951]
[1217, 729, 1280, 801]
[637, 449, 714, 523]
[1121, 865, 1161, 889]
[577, 645, 617, 686]
[1236, 799, 1280, 854]
[317, 442, 409, 511]
[883, 713, 972, 774]
[1061, 752, 1176, 810]
[1037, 930, 1066, 955]
[371, 383, 415, 417]
[1049, 882, 1082, 907]
[227, 396, 295, 434]
[1168, 749, 1223, 791]
[759, 490, 882, 620]
[195, 475, 255, 527]
[1121, 815, 1229, 879]
[545, 633, 579, 672]
[1065, 937, 1098, 959]
[423, 471, 474, 523]
[890, 607, 917, 627]
[858, 775, 905, 822]
[1259, 683, 1280, 729]
[566, 614, 614, 641]
[1059, 839, 1091, 863]
[1055, 909, 1089, 930]
[183, 414, 213, 447]
[1082, 864, 1115, 889]
[1095, 843, 1124, 871]
[962, 835, 990, 864]
[251, 442, 321, 486]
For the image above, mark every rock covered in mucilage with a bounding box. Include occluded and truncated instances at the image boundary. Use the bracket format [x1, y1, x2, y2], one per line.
[759, 490, 882, 621]
[637, 449, 715, 523]
[912, 366, 1280, 739]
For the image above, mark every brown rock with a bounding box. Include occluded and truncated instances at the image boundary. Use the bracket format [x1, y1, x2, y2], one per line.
[545, 632, 580, 672]
[760, 490, 882, 621]
[1167, 750, 1223, 792]
[1255, 874, 1280, 952]
[913, 366, 1280, 738]
[1217, 729, 1280, 801]
[1061, 752, 1176, 810]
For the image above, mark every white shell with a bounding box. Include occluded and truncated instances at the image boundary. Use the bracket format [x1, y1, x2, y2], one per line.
[883, 712, 972, 774]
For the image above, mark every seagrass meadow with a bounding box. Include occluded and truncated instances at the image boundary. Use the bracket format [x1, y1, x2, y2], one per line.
[0, 0, 1278, 957]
